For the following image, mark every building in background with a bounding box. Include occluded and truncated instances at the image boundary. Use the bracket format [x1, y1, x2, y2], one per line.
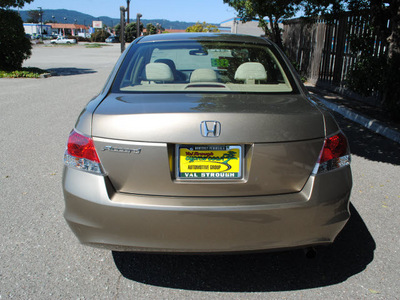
[23, 23, 52, 38]
[49, 23, 89, 37]
[24, 23, 89, 38]
[220, 18, 264, 36]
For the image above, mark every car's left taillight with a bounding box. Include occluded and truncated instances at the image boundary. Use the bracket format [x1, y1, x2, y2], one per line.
[312, 131, 351, 175]
[63, 130, 104, 175]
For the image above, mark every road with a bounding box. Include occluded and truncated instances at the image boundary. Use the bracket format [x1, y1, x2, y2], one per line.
[0, 43, 399, 299]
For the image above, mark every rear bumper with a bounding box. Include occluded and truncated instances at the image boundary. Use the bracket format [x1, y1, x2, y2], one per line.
[62, 166, 352, 253]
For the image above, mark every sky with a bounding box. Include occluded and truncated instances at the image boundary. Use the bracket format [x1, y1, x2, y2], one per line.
[21, 0, 237, 23]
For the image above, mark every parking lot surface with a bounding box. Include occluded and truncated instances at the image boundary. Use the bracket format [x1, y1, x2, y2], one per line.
[0, 44, 399, 299]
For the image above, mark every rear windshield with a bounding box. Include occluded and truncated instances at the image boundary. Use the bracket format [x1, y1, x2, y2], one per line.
[112, 40, 296, 93]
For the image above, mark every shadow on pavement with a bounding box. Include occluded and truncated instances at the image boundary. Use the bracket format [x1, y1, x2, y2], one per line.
[112, 204, 375, 292]
[333, 112, 400, 165]
[47, 67, 97, 76]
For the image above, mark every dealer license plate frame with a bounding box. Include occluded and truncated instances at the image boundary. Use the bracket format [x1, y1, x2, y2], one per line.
[175, 144, 243, 180]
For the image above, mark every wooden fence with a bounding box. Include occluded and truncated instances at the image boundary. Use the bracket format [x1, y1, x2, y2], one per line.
[282, 14, 388, 93]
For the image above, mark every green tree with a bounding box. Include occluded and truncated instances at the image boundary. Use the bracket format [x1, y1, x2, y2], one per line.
[114, 23, 121, 37]
[186, 22, 220, 32]
[125, 22, 143, 42]
[90, 29, 110, 42]
[27, 9, 40, 23]
[145, 23, 157, 35]
[125, 22, 136, 42]
[0, 0, 33, 70]
[0, 0, 33, 8]
[301, 0, 344, 16]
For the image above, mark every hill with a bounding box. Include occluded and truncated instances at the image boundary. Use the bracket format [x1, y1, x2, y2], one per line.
[18, 9, 198, 30]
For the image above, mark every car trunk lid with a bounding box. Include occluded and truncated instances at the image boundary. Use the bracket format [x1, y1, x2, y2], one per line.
[92, 93, 325, 196]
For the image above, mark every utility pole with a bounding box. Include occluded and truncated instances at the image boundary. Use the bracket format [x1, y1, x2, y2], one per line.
[126, 0, 131, 24]
[120, 6, 126, 53]
[136, 13, 142, 39]
[83, 19, 86, 37]
[38, 7, 43, 41]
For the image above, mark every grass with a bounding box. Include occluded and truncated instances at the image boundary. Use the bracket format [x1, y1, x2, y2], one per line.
[0, 67, 49, 78]
[85, 43, 111, 48]
[85, 43, 102, 48]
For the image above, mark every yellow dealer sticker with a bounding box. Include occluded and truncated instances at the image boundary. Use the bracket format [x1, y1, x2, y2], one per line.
[177, 145, 242, 179]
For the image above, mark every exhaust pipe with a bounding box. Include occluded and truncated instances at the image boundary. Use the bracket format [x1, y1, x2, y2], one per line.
[304, 247, 317, 259]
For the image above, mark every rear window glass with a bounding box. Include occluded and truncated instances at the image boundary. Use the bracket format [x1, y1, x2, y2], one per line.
[112, 41, 295, 93]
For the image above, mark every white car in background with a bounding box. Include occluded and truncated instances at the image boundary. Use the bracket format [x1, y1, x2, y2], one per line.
[51, 36, 77, 44]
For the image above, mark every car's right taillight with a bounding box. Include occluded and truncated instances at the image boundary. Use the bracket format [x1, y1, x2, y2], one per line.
[63, 130, 104, 175]
[312, 132, 351, 175]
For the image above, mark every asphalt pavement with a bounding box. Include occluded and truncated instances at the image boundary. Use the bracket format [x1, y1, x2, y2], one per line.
[0, 43, 399, 299]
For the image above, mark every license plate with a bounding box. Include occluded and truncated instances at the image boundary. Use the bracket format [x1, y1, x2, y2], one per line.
[176, 145, 243, 179]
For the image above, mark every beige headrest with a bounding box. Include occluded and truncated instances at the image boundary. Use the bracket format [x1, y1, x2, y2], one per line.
[234, 62, 267, 82]
[145, 63, 174, 82]
[190, 69, 218, 83]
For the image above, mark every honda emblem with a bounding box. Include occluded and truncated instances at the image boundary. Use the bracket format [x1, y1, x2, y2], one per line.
[200, 121, 221, 137]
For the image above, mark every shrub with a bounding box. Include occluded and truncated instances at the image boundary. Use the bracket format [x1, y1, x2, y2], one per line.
[67, 35, 91, 43]
[384, 54, 400, 120]
[0, 67, 47, 78]
[346, 33, 400, 121]
[90, 30, 110, 43]
[125, 23, 137, 43]
[0, 9, 32, 71]
[346, 56, 387, 97]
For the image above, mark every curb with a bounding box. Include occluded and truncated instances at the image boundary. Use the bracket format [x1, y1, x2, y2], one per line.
[312, 94, 400, 144]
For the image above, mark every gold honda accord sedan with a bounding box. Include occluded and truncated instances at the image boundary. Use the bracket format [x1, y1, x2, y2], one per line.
[62, 33, 352, 253]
